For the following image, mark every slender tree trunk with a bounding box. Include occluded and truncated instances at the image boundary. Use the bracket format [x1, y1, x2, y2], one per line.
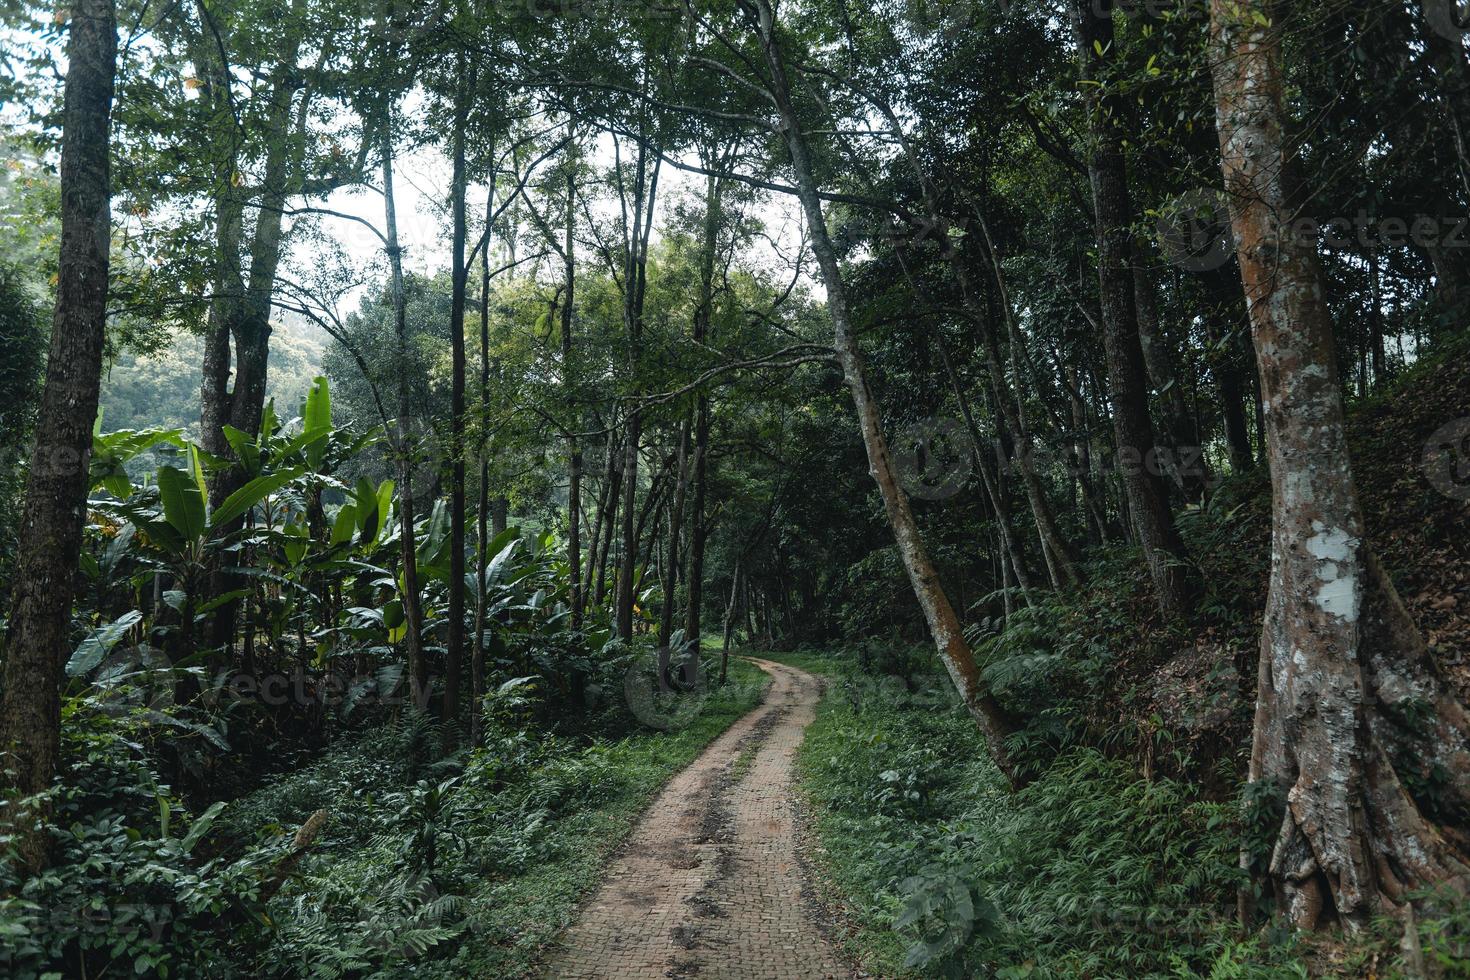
[471, 177, 496, 746]
[1134, 265, 1210, 501]
[684, 403, 711, 650]
[195, 6, 306, 655]
[973, 216, 1082, 588]
[596, 435, 622, 606]
[684, 169, 722, 650]
[445, 60, 471, 726]
[1420, 0, 1470, 204]
[720, 562, 741, 685]
[1202, 266, 1258, 472]
[1212, 0, 1470, 928]
[615, 137, 660, 642]
[584, 432, 614, 603]
[659, 419, 692, 648]
[750, 0, 1020, 785]
[0, 0, 116, 872]
[617, 417, 641, 641]
[897, 246, 1037, 597]
[1368, 245, 1386, 390]
[1075, 0, 1194, 616]
[382, 110, 428, 707]
[562, 165, 583, 627]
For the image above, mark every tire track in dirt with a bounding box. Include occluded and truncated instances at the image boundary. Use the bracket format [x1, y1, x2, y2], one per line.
[546, 658, 853, 980]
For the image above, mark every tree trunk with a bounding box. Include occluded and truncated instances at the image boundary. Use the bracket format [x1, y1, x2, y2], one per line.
[616, 417, 641, 641]
[199, 7, 307, 655]
[1202, 266, 1258, 472]
[749, 0, 1020, 785]
[684, 168, 722, 651]
[720, 562, 741, 685]
[382, 110, 428, 707]
[1212, 0, 1470, 928]
[445, 60, 471, 726]
[972, 216, 1082, 589]
[1419, 0, 1470, 204]
[659, 418, 692, 648]
[1075, 0, 1195, 617]
[615, 138, 660, 643]
[596, 434, 622, 606]
[472, 181, 494, 746]
[1134, 265, 1210, 501]
[562, 165, 583, 628]
[896, 245, 1037, 597]
[0, 0, 116, 872]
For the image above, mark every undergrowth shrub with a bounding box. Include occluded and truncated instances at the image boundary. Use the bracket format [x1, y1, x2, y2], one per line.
[1, 700, 275, 979]
[799, 686, 1290, 978]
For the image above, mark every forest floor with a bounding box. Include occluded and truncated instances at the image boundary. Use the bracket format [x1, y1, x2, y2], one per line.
[546, 658, 856, 980]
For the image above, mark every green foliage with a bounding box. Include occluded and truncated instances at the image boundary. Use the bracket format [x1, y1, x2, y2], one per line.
[0, 260, 45, 586]
[795, 655, 1269, 978]
[0, 699, 271, 980]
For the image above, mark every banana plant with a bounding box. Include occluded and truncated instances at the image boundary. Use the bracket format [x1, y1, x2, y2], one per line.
[94, 444, 307, 666]
[88, 414, 186, 501]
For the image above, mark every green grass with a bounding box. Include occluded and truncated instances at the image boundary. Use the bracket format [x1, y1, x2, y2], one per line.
[200, 657, 771, 978]
[791, 654, 1302, 979]
[388, 656, 769, 979]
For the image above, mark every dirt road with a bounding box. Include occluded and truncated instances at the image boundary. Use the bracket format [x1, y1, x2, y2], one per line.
[547, 657, 852, 980]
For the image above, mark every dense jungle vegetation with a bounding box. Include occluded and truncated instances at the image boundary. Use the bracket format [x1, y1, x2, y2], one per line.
[3, 0, 1470, 976]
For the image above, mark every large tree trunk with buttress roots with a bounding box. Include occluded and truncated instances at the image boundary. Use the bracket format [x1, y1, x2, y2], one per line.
[1212, 0, 1470, 928]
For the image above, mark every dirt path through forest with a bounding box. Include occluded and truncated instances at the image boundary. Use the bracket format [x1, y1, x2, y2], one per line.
[546, 657, 854, 980]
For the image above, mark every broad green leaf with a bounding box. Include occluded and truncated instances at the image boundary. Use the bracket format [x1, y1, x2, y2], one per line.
[194, 589, 250, 615]
[66, 610, 143, 676]
[331, 504, 358, 545]
[188, 445, 208, 512]
[374, 480, 394, 544]
[353, 477, 377, 531]
[303, 376, 331, 470]
[157, 466, 206, 542]
[222, 425, 261, 477]
[283, 520, 309, 564]
[180, 801, 227, 852]
[210, 468, 303, 531]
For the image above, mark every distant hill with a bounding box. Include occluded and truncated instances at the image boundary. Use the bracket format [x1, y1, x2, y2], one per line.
[100, 313, 327, 438]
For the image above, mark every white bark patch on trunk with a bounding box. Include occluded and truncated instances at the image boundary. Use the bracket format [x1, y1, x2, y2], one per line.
[1306, 522, 1360, 622]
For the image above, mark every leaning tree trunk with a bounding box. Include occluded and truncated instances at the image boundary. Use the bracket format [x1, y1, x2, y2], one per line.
[1420, 0, 1470, 204]
[0, 0, 116, 873]
[1212, 0, 1470, 929]
[749, 0, 1020, 785]
[1075, 0, 1195, 616]
[971, 215, 1082, 589]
